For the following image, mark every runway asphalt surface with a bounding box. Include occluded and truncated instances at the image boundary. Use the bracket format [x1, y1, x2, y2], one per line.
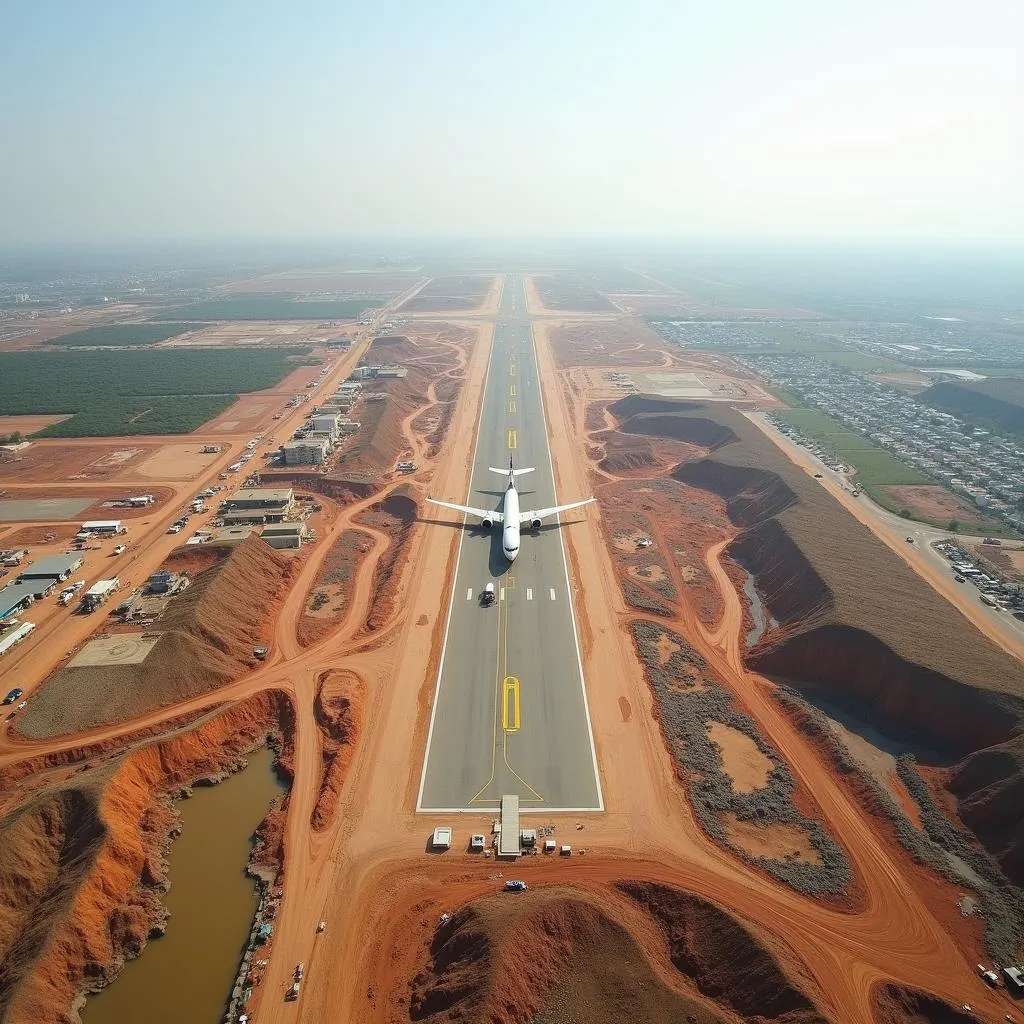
[417, 276, 603, 812]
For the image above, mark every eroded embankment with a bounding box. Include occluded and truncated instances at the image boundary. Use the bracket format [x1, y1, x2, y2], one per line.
[408, 884, 825, 1024]
[0, 689, 294, 1023]
[311, 670, 363, 831]
[608, 396, 1024, 951]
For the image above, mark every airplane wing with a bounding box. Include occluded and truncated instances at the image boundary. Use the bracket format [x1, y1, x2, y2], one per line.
[427, 498, 496, 519]
[519, 497, 596, 524]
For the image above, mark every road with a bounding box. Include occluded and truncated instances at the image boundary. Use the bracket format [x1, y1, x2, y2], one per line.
[417, 276, 602, 812]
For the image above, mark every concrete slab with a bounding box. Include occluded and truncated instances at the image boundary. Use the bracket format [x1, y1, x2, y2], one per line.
[0, 498, 93, 522]
[69, 633, 161, 667]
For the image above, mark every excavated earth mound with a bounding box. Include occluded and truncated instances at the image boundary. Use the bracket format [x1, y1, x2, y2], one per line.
[617, 881, 824, 1023]
[608, 396, 1024, 892]
[0, 788, 106, 1022]
[872, 982, 977, 1023]
[18, 537, 292, 739]
[408, 889, 739, 1024]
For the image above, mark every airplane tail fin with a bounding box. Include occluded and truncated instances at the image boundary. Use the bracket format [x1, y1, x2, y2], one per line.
[490, 454, 534, 479]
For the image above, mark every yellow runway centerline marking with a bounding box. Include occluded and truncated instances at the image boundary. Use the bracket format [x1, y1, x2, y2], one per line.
[508, 429, 516, 449]
[509, 399, 517, 413]
[510, 362, 516, 375]
[502, 676, 520, 732]
[509, 384, 516, 397]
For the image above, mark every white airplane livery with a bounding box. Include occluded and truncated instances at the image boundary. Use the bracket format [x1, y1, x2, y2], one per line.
[428, 456, 595, 562]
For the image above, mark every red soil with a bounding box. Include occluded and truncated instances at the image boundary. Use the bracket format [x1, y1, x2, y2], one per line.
[0, 689, 294, 1023]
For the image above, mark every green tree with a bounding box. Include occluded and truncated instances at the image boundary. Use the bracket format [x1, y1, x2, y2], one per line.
[948, 519, 960, 532]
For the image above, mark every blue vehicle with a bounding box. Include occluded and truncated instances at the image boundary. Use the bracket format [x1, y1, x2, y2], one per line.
[503, 880, 528, 892]
[3, 688, 23, 705]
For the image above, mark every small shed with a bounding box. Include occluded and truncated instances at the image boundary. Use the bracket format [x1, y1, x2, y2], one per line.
[431, 826, 452, 850]
[1005, 966, 1024, 994]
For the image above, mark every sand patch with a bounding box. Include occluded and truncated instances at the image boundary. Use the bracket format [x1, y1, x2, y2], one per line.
[655, 632, 679, 667]
[628, 563, 667, 583]
[722, 813, 822, 864]
[706, 722, 773, 793]
[0, 415, 71, 436]
[134, 444, 217, 480]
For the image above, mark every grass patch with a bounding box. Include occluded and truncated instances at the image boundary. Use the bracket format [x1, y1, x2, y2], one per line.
[49, 323, 206, 347]
[759, 325, 906, 371]
[0, 347, 315, 437]
[775, 407, 931, 492]
[167, 293, 371, 320]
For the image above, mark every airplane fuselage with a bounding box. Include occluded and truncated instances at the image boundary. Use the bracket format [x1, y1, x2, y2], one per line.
[501, 482, 520, 561]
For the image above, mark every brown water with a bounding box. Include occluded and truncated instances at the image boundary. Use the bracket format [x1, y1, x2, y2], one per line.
[83, 746, 284, 1024]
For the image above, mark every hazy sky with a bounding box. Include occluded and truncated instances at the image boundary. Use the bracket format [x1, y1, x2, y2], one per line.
[2, 0, 1022, 243]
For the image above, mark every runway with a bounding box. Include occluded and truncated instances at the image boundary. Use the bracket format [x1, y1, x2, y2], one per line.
[417, 276, 603, 812]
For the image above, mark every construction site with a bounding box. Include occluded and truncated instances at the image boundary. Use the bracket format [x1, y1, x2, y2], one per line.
[0, 271, 1023, 1024]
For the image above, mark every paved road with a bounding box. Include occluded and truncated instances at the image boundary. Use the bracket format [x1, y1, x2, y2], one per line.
[417, 276, 603, 812]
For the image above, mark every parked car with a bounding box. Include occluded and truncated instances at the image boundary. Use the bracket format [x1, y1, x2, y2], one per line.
[112, 544, 126, 555]
[503, 880, 528, 892]
[3, 688, 23, 705]
[167, 525, 182, 534]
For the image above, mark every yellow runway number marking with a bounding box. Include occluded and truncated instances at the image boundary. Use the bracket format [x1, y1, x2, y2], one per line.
[502, 676, 520, 732]
[508, 429, 517, 449]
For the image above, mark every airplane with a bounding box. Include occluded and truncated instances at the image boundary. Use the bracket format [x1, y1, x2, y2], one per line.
[428, 455, 595, 562]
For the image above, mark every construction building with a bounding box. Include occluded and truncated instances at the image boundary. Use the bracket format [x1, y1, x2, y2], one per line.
[0, 582, 37, 620]
[281, 438, 330, 466]
[80, 520, 125, 535]
[226, 488, 294, 517]
[261, 523, 307, 549]
[311, 413, 341, 438]
[16, 553, 83, 583]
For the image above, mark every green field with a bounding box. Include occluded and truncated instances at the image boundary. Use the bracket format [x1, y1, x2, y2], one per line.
[0, 347, 316, 437]
[776, 408, 931, 490]
[49, 322, 207, 347]
[167, 293, 371, 320]
[775, 406, 1018, 535]
[760, 326, 906, 371]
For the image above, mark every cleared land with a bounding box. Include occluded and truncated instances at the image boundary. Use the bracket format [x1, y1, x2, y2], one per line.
[217, 272, 420, 297]
[532, 274, 614, 312]
[47, 323, 206, 347]
[166, 294, 370, 320]
[400, 276, 493, 312]
[0, 347, 315, 437]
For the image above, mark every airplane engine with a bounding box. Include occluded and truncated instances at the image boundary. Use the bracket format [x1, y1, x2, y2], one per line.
[530, 517, 542, 531]
[481, 516, 494, 530]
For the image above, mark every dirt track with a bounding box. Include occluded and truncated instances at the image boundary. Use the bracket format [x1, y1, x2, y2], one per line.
[1, 281, 1019, 1023]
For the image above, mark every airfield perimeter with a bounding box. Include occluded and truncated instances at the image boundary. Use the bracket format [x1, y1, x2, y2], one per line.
[0, 270, 1019, 1023]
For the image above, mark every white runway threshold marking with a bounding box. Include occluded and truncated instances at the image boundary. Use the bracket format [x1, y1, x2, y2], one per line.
[526, 588, 533, 600]
[466, 588, 473, 601]
[549, 588, 556, 601]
